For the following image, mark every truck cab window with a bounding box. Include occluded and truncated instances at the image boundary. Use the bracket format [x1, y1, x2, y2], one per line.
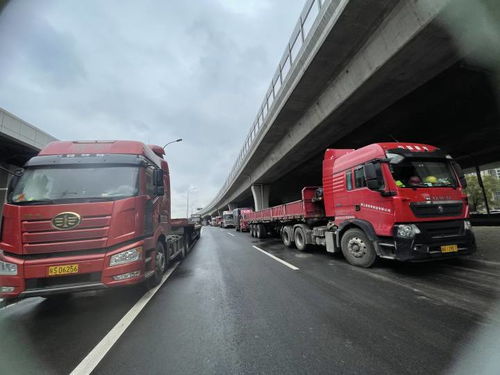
[346, 171, 353, 191]
[9, 166, 139, 203]
[354, 167, 366, 189]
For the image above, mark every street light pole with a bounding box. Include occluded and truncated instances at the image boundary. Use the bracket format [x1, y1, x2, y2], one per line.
[186, 186, 197, 218]
[163, 138, 183, 149]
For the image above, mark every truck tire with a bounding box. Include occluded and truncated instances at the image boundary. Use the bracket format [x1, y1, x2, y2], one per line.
[251, 225, 256, 237]
[147, 241, 167, 289]
[257, 224, 266, 239]
[282, 226, 295, 248]
[294, 226, 310, 252]
[340, 228, 377, 268]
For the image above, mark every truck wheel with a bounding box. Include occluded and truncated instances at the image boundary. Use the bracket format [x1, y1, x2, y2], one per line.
[251, 225, 256, 237]
[340, 228, 376, 268]
[282, 226, 295, 248]
[294, 226, 310, 252]
[256, 224, 266, 239]
[147, 241, 167, 289]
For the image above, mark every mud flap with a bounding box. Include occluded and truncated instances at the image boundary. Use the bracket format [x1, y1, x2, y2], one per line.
[325, 231, 339, 253]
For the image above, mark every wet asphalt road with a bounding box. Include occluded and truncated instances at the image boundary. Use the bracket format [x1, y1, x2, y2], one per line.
[1, 226, 500, 375]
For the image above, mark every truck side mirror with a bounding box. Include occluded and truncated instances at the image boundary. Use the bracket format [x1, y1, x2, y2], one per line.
[364, 163, 383, 191]
[153, 169, 164, 187]
[154, 186, 165, 196]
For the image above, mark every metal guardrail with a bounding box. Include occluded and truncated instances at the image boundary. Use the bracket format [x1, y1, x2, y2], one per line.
[204, 0, 331, 213]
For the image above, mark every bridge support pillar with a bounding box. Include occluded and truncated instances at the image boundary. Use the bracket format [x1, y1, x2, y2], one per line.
[251, 184, 270, 211]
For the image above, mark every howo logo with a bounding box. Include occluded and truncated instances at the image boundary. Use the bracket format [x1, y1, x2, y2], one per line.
[52, 212, 81, 230]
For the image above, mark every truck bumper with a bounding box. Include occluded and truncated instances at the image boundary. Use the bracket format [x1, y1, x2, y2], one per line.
[377, 220, 476, 262]
[0, 240, 151, 302]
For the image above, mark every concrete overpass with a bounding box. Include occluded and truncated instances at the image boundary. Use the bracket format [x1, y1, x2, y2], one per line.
[0, 107, 57, 216]
[201, 0, 500, 216]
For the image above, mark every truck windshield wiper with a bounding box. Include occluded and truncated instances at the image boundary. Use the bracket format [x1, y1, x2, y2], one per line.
[12, 199, 56, 205]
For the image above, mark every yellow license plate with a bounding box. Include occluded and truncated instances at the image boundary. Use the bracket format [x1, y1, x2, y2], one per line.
[48, 264, 79, 276]
[441, 244, 458, 253]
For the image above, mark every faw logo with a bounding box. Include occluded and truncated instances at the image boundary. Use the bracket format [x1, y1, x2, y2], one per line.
[52, 212, 81, 230]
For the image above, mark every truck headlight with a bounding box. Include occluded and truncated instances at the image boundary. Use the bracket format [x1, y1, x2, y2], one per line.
[0, 260, 18, 276]
[110, 247, 142, 266]
[396, 224, 420, 239]
[464, 220, 472, 231]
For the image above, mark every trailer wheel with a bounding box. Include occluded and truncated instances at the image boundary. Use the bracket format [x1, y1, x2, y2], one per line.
[147, 241, 167, 289]
[282, 226, 295, 248]
[258, 224, 268, 239]
[294, 226, 310, 252]
[340, 228, 376, 268]
[252, 225, 257, 237]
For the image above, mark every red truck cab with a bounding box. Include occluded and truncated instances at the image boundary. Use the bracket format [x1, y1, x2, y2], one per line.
[0, 140, 198, 303]
[323, 142, 474, 265]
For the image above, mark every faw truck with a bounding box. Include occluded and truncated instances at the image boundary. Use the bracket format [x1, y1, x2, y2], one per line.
[0, 140, 199, 304]
[244, 142, 475, 267]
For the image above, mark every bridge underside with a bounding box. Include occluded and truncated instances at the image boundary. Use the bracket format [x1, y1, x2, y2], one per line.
[223, 58, 500, 211]
[207, 0, 500, 216]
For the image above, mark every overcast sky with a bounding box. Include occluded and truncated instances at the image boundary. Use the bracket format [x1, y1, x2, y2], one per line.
[0, 0, 305, 217]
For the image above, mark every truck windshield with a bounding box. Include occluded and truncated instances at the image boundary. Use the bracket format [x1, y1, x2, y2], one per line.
[223, 214, 233, 220]
[9, 166, 139, 204]
[389, 159, 457, 188]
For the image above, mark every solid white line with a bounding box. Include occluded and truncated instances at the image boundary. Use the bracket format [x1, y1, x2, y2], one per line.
[70, 262, 180, 375]
[227, 232, 235, 237]
[252, 246, 299, 271]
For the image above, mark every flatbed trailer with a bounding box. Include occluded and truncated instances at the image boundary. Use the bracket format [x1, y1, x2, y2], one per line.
[245, 187, 323, 224]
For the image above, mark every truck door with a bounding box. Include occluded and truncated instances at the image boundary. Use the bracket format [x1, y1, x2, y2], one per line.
[333, 170, 354, 219]
[351, 164, 393, 236]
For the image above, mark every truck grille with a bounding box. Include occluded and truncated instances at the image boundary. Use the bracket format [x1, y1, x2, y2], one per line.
[410, 202, 463, 218]
[21, 215, 111, 254]
[422, 221, 464, 239]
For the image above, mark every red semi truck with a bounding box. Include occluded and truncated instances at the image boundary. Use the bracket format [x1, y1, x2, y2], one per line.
[233, 208, 253, 232]
[0, 140, 199, 304]
[244, 142, 475, 267]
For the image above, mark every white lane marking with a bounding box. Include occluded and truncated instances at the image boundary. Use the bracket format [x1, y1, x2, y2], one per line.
[252, 246, 299, 271]
[70, 262, 180, 375]
[227, 232, 235, 237]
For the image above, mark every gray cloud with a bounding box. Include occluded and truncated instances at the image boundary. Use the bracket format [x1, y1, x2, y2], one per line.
[0, 0, 305, 216]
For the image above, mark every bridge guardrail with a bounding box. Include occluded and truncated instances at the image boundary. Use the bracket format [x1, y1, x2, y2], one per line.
[204, 0, 332, 213]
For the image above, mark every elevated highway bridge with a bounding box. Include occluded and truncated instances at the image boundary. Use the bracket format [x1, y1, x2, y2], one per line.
[201, 0, 500, 216]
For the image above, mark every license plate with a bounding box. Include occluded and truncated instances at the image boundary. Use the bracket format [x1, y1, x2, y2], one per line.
[441, 244, 458, 253]
[48, 264, 79, 276]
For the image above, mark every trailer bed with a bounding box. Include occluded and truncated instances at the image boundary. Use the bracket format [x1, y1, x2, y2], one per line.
[244, 187, 325, 223]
